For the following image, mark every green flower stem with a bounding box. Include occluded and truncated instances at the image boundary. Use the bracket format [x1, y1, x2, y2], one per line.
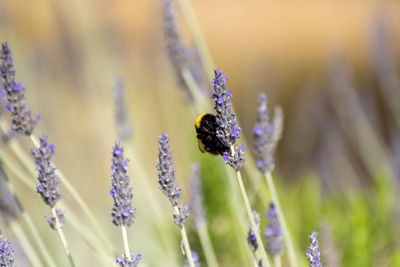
[29, 134, 117, 255]
[274, 256, 281, 267]
[196, 219, 219, 267]
[121, 226, 131, 259]
[10, 220, 43, 267]
[264, 172, 297, 267]
[51, 207, 77, 267]
[177, 0, 215, 81]
[174, 206, 195, 267]
[232, 147, 271, 267]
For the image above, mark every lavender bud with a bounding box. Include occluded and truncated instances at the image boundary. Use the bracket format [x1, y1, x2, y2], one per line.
[156, 133, 182, 207]
[161, 0, 193, 102]
[0, 42, 38, 135]
[265, 203, 284, 257]
[0, 230, 15, 266]
[110, 141, 136, 227]
[173, 205, 189, 228]
[189, 163, 205, 222]
[253, 94, 276, 173]
[116, 253, 141, 267]
[185, 250, 200, 267]
[113, 78, 132, 141]
[45, 208, 65, 230]
[222, 144, 246, 171]
[306, 231, 323, 267]
[0, 169, 21, 222]
[31, 135, 61, 207]
[247, 210, 261, 252]
[211, 69, 241, 147]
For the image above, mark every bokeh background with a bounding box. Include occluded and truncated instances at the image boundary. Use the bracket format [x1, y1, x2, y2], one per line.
[0, 0, 400, 266]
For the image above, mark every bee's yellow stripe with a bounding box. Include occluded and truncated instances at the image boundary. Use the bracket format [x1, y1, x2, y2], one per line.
[195, 113, 207, 129]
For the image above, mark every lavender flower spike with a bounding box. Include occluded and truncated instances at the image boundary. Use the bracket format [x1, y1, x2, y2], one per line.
[113, 78, 132, 141]
[265, 203, 284, 257]
[211, 69, 241, 147]
[222, 144, 246, 171]
[31, 135, 61, 207]
[110, 141, 136, 227]
[306, 231, 323, 267]
[0, 168, 21, 223]
[189, 163, 205, 222]
[247, 210, 261, 252]
[156, 133, 182, 207]
[0, 230, 15, 267]
[253, 93, 276, 173]
[0, 42, 38, 135]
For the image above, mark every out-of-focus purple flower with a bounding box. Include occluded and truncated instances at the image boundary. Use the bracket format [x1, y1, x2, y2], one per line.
[211, 69, 241, 147]
[222, 145, 246, 171]
[264, 203, 284, 257]
[116, 253, 141, 267]
[0, 230, 15, 266]
[247, 210, 261, 252]
[306, 231, 322, 267]
[113, 78, 132, 141]
[156, 133, 182, 207]
[0, 168, 21, 223]
[189, 163, 205, 223]
[31, 135, 61, 208]
[0, 42, 38, 135]
[110, 141, 136, 227]
[253, 93, 276, 173]
[45, 209, 65, 230]
[185, 250, 200, 267]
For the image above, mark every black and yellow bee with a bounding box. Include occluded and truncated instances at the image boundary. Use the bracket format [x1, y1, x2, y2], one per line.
[195, 113, 230, 155]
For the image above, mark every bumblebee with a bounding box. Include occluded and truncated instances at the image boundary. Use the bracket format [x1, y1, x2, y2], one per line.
[195, 113, 230, 155]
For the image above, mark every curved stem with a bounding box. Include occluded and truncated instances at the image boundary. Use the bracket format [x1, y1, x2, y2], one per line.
[232, 146, 271, 267]
[264, 172, 297, 267]
[196, 219, 219, 267]
[51, 207, 76, 267]
[174, 207, 195, 267]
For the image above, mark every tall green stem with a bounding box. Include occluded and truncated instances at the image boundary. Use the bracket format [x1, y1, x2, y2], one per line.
[174, 206, 195, 267]
[121, 226, 131, 259]
[264, 172, 297, 267]
[196, 219, 219, 267]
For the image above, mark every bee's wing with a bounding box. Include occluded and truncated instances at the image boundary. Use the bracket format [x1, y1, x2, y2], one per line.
[197, 139, 206, 153]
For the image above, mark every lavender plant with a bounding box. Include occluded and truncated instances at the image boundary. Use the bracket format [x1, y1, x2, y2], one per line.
[211, 69, 270, 267]
[0, 42, 38, 136]
[156, 133, 195, 267]
[306, 231, 322, 267]
[0, 230, 15, 267]
[109, 141, 140, 265]
[113, 78, 132, 141]
[31, 135, 76, 267]
[264, 203, 284, 266]
[253, 93, 296, 267]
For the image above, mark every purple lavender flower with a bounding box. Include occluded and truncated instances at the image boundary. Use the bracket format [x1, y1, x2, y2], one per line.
[185, 250, 200, 267]
[253, 94, 276, 173]
[265, 203, 284, 257]
[211, 69, 241, 147]
[116, 253, 141, 267]
[306, 231, 323, 267]
[45, 209, 65, 230]
[113, 78, 132, 141]
[31, 135, 61, 207]
[156, 133, 182, 207]
[0, 168, 21, 223]
[0, 42, 38, 135]
[247, 210, 261, 252]
[189, 163, 205, 223]
[222, 144, 246, 171]
[0, 230, 15, 266]
[161, 0, 193, 101]
[110, 141, 136, 227]
[173, 205, 189, 228]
